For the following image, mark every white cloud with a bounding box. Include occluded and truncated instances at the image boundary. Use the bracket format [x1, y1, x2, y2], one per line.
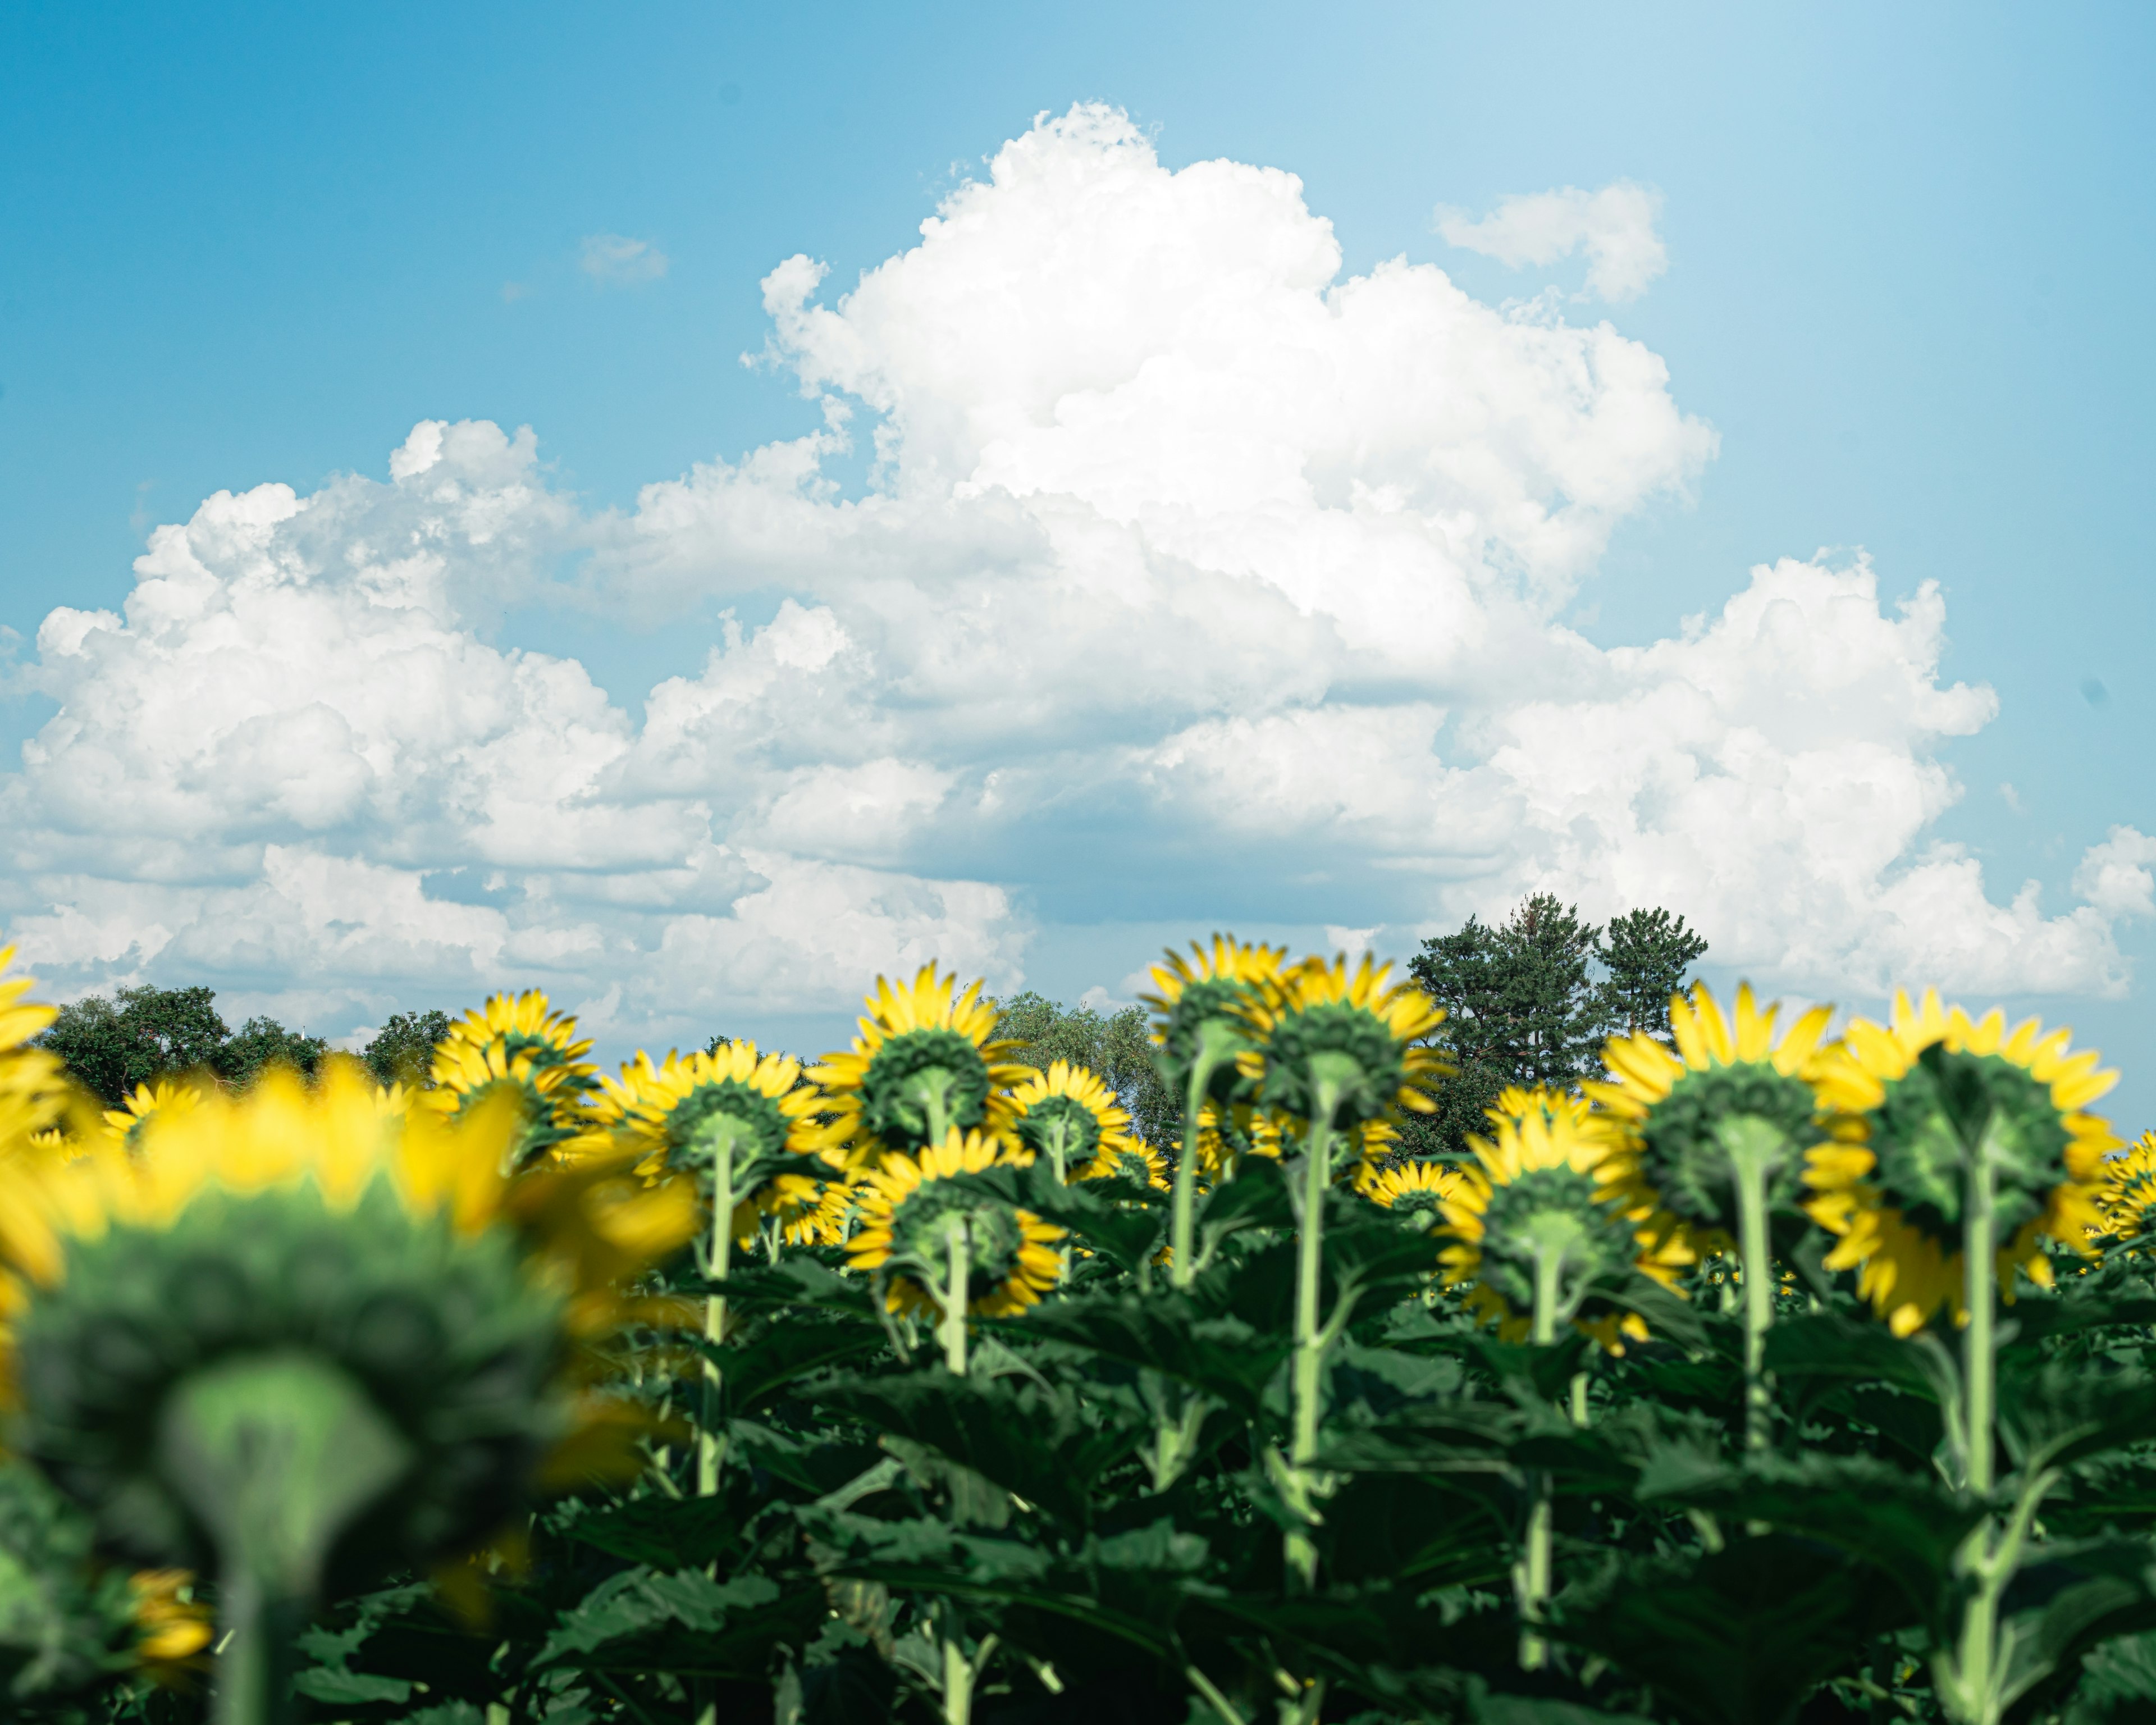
[1, 106, 2143, 1047]
[1437, 180, 1668, 302]
[579, 232, 669, 285]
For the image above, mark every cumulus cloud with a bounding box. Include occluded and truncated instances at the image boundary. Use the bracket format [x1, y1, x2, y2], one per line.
[1437, 180, 1668, 302]
[579, 232, 669, 285]
[1, 106, 2141, 1044]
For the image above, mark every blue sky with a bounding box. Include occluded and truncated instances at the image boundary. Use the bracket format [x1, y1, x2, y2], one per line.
[1, 2, 2150, 1121]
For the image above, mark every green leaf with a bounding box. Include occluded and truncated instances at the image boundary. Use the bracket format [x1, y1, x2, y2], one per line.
[532, 1566, 820, 1678]
[1555, 1534, 1916, 1725]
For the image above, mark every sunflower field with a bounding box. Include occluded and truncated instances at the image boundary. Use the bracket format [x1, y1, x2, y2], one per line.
[3, 937, 2156, 1725]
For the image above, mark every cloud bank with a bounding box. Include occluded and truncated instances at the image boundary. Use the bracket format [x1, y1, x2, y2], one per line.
[4, 106, 2143, 1041]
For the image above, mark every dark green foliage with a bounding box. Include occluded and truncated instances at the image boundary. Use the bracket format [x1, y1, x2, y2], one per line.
[0, 1457, 154, 1706]
[992, 990, 1177, 1146]
[1408, 897, 1707, 1158]
[220, 1016, 329, 1087]
[363, 1011, 453, 1088]
[38, 985, 232, 1105]
[1598, 910, 1709, 1043]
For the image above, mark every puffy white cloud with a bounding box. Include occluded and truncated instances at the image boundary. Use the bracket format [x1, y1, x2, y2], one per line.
[579, 233, 668, 285]
[1, 104, 2143, 1046]
[1437, 180, 1668, 302]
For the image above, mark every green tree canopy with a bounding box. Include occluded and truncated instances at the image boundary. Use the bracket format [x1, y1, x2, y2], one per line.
[990, 989, 1177, 1146]
[38, 985, 236, 1106]
[360, 1010, 454, 1088]
[1406, 893, 1709, 1158]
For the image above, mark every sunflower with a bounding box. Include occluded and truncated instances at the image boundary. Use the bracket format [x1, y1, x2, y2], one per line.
[0, 1057, 696, 1690]
[1365, 1158, 1462, 1230]
[0, 948, 86, 1149]
[846, 1129, 1064, 1326]
[1081, 1139, 1173, 1192]
[810, 967, 1031, 1171]
[423, 989, 601, 1161]
[1438, 1097, 1680, 1352]
[1490, 1087, 1591, 1130]
[1142, 935, 1290, 1103]
[1006, 1060, 1135, 1181]
[1586, 983, 1836, 1261]
[102, 1077, 210, 1152]
[1181, 1101, 1285, 1179]
[2098, 1132, 2156, 1245]
[1803, 990, 2118, 1336]
[1236, 953, 1450, 1142]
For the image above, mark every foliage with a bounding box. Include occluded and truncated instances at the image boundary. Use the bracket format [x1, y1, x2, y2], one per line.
[361, 1011, 453, 1089]
[37, 984, 342, 1103]
[1409, 897, 1707, 1158]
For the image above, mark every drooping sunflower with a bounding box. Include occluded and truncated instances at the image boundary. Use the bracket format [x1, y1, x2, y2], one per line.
[102, 1077, 210, 1153]
[1586, 983, 1837, 1262]
[1236, 953, 1450, 1145]
[1803, 989, 2118, 1336]
[846, 1129, 1064, 1320]
[0, 1057, 697, 1693]
[1006, 1060, 1135, 1181]
[1438, 1096, 1682, 1352]
[423, 989, 601, 1162]
[809, 967, 1031, 1171]
[1082, 1139, 1173, 1192]
[2097, 1131, 2156, 1245]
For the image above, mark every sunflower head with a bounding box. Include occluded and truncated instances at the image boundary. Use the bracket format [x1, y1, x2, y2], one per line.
[423, 990, 601, 1162]
[604, 1041, 821, 1180]
[0, 1059, 696, 1608]
[1804, 990, 2118, 1335]
[102, 1077, 211, 1153]
[1586, 983, 1835, 1255]
[1439, 1098, 1675, 1351]
[810, 966, 1030, 1168]
[1365, 1159, 1461, 1232]
[1008, 1060, 1135, 1181]
[2098, 1132, 2156, 1245]
[1237, 953, 1450, 1137]
[1141, 935, 1289, 1105]
[0, 949, 92, 1149]
[846, 1129, 1064, 1320]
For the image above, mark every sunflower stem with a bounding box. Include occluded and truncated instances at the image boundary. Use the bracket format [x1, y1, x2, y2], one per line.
[1517, 1241, 1562, 1672]
[209, 1580, 307, 1725]
[1729, 1131, 1779, 1453]
[698, 1121, 743, 1498]
[941, 1222, 971, 1376]
[1284, 1074, 1345, 1590]
[1171, 1051, 1221, 1289]
[1963, 1142, 1998, 1499]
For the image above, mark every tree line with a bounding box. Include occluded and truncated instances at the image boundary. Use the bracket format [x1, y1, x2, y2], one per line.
[33, 895, 1705, 1143]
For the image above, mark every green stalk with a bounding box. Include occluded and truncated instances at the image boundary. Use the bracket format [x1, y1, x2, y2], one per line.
[941, 1222, 971, 1376]
[1731, 1137, 1776, 1454]
[697, 1124, 738, 1499]
[1171, 1049, 1221, 1288]
[1290, 1080, 1341, 1468]
[942, 1632, 975, 1725]
[157, 1353, 411, 1725]
[1963, 1144, 1997, 1498]
[1516, 1241, 1562, 1672]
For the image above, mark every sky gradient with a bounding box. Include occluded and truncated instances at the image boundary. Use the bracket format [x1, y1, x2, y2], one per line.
[2, 2, 2150, 1119]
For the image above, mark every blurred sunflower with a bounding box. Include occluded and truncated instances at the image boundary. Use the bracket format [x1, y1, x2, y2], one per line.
[1082, 1140, 1172, 1192]
[0, 1058, 696, 1683]
[810, 967, 1030, 1170]
[1586, 983, 1835, 1262]
[0, 948, 86, 1148]
[423, 990, 601, 1163]
[1489, 1087, 1591, 1130]
[1007, 1060, 1134, 1181]
[1236, 953, 1449, 1143]
[102, 1078, 209, 1153]
[2098, 1131, 2156, 1244]
[1804, 990, 2117, 1336]
[1439, 1097, 1680, 1352]
[847, 1128, 1063, 1322]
